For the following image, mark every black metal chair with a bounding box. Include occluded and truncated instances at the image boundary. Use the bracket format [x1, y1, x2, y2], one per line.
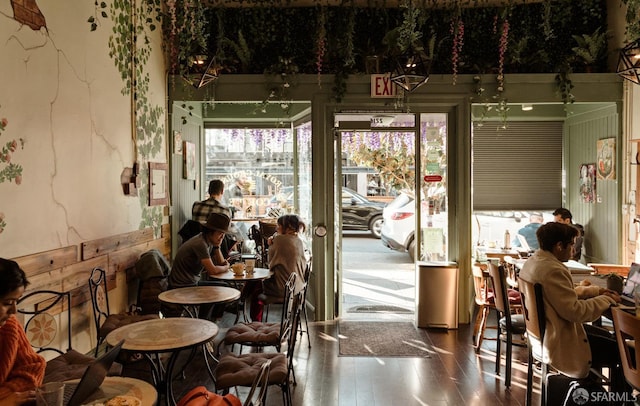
[214, 291, 303, 406]
[88, 267, 158, 356]
[220, 273, 297, 354]
[18, 290, 122, 383]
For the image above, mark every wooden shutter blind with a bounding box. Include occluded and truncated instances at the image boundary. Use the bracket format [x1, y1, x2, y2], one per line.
[472, 121, 563, 211]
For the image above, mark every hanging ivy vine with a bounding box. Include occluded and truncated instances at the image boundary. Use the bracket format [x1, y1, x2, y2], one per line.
[88, 0, 164, 233]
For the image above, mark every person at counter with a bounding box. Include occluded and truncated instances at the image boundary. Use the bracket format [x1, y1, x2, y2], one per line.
[553, 207, 584, 261]
[518, 222, 624, 390]
[512, 212, 543, 251]
[0, 258, 46, 406]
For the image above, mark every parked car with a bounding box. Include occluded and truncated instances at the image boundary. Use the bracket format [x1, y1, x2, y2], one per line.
[382, 192, 550, 261]
[380, 192, 420, 261]
[269, 186, 385, 238]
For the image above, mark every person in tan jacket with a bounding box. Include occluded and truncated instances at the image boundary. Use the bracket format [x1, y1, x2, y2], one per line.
[519, 222, 621, 380]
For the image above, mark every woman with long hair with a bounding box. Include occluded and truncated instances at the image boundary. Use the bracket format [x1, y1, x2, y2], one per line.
[0, 258, 46, 405]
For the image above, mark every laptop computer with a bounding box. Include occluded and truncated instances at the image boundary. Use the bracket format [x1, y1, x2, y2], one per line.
[620, 263, 640, 307]
[516, 234, 532, 252]
[63, 340, 124, 406]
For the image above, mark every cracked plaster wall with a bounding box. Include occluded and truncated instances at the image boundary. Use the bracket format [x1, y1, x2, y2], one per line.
[0, 0, 167, 258]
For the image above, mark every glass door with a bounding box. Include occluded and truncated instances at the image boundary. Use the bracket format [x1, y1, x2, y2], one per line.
[417, 113, 449, 261]
[335, 113, 417, 319]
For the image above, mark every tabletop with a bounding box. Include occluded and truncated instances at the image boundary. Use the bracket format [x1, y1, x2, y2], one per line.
[158, 286, 241, 306]
[210, 267, 272, 282]
[514, 258, 594, 274]
[66, 377, 157, 406]
[105, 317, 219, 353]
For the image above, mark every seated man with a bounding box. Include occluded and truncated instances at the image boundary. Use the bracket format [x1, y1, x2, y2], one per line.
[512, 212, 543, 251]
[519, 222, 625, 391]
[191, 179, 240, 258]
[168, 212, 231, 319]
[553, 207, 584, 261]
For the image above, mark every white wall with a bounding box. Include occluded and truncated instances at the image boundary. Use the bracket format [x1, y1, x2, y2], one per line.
[0, 0, 167, 258]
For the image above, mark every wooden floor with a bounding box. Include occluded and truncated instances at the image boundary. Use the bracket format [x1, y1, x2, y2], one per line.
[120, 310, 537, 406]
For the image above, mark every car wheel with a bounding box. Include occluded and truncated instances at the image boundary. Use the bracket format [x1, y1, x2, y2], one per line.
[369, 215, 383, 239]
[408, 239, 416, 262]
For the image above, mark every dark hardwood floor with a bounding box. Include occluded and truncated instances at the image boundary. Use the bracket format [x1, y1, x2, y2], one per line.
[119, 309, 537, 406]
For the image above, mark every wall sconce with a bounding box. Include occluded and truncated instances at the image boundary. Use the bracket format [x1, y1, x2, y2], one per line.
[182, 54, 219, 89]
[521, 103, 533, 111]
[390, 50, 430, 92]
[617, 39, 640, 84]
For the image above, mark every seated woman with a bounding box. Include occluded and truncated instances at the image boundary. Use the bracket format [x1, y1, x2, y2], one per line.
[248, 214, 307, 322]
[0, 258, 46, 406]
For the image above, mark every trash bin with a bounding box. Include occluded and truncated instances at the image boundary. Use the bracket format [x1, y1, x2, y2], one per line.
[415, 261, 458, 329]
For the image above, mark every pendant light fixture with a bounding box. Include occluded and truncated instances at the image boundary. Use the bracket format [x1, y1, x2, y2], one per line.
[183, 54, 219, 89]
[617, 39, 640, 84]
[390, 0, 430, 92]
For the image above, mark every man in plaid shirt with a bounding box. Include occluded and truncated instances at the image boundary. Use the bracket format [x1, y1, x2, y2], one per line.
[192, 180, 240, 258]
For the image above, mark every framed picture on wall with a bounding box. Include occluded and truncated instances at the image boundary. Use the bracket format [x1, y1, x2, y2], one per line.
[183, 141, 196, 180]
[596, 137, 615, 180]
[579, 163, 596, 204]
[148, 162, 168, 206]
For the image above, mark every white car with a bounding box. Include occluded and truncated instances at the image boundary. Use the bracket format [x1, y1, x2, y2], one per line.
[381, 192, 419, 261]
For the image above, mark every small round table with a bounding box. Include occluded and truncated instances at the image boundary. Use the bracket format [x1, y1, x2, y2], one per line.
[66, 376, 157, 406]
[158, 286, 241, 318]
[105, 318, 219, 406]
[210, 268, 273, 322]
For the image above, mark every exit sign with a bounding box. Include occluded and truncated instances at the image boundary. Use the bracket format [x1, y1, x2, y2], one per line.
[370, 74, 397, 98]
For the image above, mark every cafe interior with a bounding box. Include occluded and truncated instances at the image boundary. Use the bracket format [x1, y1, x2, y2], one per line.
[4, 0, 640, 404]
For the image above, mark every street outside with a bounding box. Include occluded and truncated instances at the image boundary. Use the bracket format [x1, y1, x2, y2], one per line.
[341, 230, 415, 321]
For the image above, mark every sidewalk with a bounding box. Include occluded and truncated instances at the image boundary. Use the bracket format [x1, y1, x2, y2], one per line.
[341, 232, 415, 321]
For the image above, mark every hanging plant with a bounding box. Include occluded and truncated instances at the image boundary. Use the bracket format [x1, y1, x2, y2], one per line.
[555, 68, 576, 105]
[450, 15, 464, 85]
[316, 7, 327, 88]
[497, 17, 509, 92]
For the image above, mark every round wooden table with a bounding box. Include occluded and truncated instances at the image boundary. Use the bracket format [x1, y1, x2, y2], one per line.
[105, 318, 219, 406]
[211, 267, 272, 282]
[158, 286, 241, 318]
[66, 376, 157, 406]
[209, 268, 273, 322]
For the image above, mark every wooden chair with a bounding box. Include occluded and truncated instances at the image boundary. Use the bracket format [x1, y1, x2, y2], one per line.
[221, 273, 297, 354]
[487, 261, 526, 387]
[471, 263, 497, 352]
[17, 290, 122, 383]
[88, 267, 158, 356]
[503, 255, 520, 289]
[519, 278, 549, 406]
[611, 307, 640, 392]
[214, 292, 303, 406]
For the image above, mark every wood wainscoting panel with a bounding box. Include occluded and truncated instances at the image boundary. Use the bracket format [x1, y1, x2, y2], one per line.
[13, 246, 79, 278]
[81, 228, 154, 260]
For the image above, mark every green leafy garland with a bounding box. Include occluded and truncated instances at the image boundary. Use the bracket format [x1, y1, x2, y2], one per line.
[88, 0, 164, 234]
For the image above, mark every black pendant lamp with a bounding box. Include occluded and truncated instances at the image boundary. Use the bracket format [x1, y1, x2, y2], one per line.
[390, 50, 431, 92]
[183, 54, 219, 89]
[617, 39, 640, 85]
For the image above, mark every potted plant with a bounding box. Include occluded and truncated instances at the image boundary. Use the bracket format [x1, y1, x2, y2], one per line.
[571, 27, 608, 72]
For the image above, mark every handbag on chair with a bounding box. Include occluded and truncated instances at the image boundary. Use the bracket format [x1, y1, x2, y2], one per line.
[176, 386, 241, 406]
